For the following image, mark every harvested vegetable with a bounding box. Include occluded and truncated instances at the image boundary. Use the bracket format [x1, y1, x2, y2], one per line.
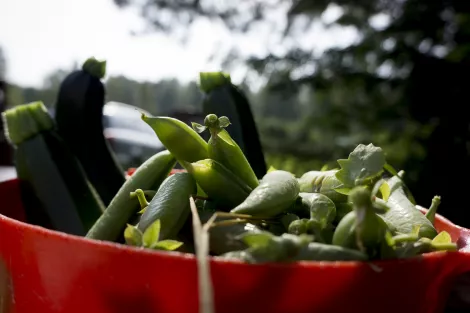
[9, 98, 458, 264]
[55, 57, 125, 206]
[81, 111, 458, 262]
[231, 170, 300, 217]
[3, 102, 105, 235]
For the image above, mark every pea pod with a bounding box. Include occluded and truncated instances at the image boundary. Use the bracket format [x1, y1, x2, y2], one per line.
[294, 242, 368, 261]
[382, 175, 437, 239]
[199, 209, 262, 255]
[297, 193, 336, 226]
[220, 232, 311, 264]
[193, 114, 259, 189]
[182, 159, 252, 209]
[137, 172, 196, 239]
[231, 170, 300, 217]
[298, 170, 347, 204]
[332, 186, 388, 258]
[86, 150, 176, 241]
[142, 115, 208, 163]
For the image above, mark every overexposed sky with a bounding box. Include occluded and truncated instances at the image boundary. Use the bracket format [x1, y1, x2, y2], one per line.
[0, 0, 359, 87]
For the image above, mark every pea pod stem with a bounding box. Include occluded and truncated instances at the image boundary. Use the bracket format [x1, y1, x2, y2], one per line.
[131, 189, 149, 210]
[130, 190, 156, 199]
[425, 196, 441, 224]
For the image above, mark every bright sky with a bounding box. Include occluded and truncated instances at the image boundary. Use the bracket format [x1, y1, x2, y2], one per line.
[0, 0, 359, 88]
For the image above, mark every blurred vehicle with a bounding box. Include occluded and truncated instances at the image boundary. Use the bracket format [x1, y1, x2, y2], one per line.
[101, 101, 165, 169]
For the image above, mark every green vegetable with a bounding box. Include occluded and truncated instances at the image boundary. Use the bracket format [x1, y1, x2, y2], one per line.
[183, 159, 252, 209]
[297, 170, 346, 203]
[137, 172, 197, 240]
[199, 210, 262, 255]
[86, 150, 176, 241]
[332, 186, 389, 258]
[3, 102, 105, 235]
[193, 114, 259, 189]
[294, 242, 368, 261]
[382, 175, 437, 239]
[222, 232, 312, 264]
[231, 170, 300, 217]
[200, 72, 267, 178]
[142, 115, 208, 163]
[54, 57, 125, 206]
[287, 193, 336, 243]
[297, 193, 336, 227]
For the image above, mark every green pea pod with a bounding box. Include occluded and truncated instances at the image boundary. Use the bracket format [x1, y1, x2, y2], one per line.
[382, 176, 437, 239]
[137, 173, 196, 240]
[335, 203, 353, 224]
[199, 210, 262, 255]
[298, 193, 336, 227]
[288, 219, 310, 235]
[298, 170, 347, 204]
[86, 150, 176, 241]
[332, 186, 388, 258]
[193, 114, 259, 189]
[142, 115, 208, 163]
[231, 170, 300, 217]
[182, 159, 252, 209]
[294, 242, 368, 261]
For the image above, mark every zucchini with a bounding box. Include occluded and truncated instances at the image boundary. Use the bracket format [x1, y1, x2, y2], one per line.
[2, 102, 105, 235]
[54, 57, 125, 206]
[199, 72, 267, 178]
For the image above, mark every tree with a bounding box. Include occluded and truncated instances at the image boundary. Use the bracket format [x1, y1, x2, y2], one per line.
[114, 0, 470, 226]
[0, 46, 5, 81]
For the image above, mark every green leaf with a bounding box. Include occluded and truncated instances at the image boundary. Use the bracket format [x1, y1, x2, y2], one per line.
[411, 224, 421, 237]
[238, 232, 274, 248]
[152, 240, 184, 251]
[334, 188, 352, 195]
[335, 144, 386, 188]
[432, 231, 452, 245]
[124, 224, 143, 246]
[192, 122, 207, 134]
[379, 182, 391, 201]
[218, 116, 231, 128]
[143, 219, 161, 248]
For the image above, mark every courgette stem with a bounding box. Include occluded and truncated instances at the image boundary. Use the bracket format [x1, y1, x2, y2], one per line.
[82, 57, 106, 79]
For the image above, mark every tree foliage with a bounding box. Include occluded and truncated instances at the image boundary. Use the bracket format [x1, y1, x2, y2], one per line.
[112, 0, 470, 225]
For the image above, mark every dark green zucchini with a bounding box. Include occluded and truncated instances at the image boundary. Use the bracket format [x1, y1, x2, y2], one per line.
[54, 57, 124, 206]
[2, 102, 105, 235]
[200, 72, 267, 178]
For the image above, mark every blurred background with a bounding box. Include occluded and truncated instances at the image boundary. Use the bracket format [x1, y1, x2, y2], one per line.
[0, 0, 469, 225]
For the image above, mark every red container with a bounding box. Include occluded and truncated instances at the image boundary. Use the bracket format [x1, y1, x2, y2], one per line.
[1, 178, 470, 313]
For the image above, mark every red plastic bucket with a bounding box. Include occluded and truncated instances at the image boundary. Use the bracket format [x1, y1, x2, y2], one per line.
[1, 178, 470, 313]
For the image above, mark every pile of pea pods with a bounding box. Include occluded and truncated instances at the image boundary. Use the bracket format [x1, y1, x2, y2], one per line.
[87, 113, 458, 263]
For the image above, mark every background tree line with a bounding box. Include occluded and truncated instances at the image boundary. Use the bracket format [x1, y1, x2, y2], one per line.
[2, 0, 470, 225]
